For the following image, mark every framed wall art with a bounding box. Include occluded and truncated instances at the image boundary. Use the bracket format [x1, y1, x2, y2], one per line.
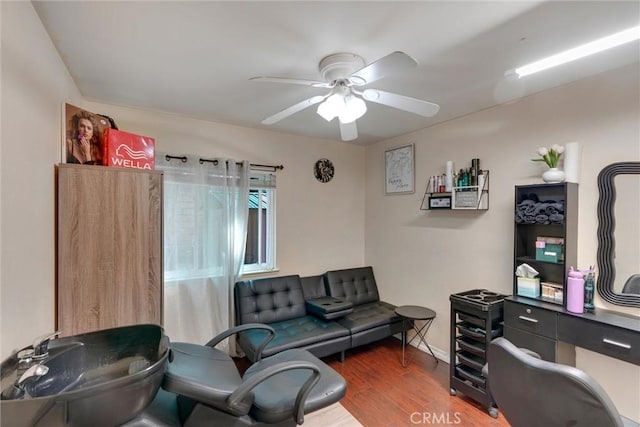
[385, 143, 414, 195]
[63, 103, 112, 165]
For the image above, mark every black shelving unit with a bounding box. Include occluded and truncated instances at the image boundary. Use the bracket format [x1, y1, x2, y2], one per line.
[449, 290, 508, 419]
[514, 183, 578, 307]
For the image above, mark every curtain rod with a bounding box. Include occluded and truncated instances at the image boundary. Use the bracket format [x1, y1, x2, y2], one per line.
[164, 154, 283, 171]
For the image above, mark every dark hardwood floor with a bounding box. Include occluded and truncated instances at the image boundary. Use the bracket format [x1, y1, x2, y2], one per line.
[237, 337, 511, 426]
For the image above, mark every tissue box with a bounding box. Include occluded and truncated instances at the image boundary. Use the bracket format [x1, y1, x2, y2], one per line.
[517, 277, 541, 298]
[103, 129, 155, 170]
[535, 236, 564, 263]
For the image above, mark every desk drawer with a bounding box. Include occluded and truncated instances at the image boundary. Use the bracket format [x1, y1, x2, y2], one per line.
[504, 325, 557, 362]
[558, 315, 640, 366]
[504, 300, 557, 339]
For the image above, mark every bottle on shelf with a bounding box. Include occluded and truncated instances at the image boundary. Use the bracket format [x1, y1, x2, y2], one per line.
[446, 161, 454, 192]
[471, 158, 479, 186]
[477, 170, 486, 191]
[583, 267, 595, 311]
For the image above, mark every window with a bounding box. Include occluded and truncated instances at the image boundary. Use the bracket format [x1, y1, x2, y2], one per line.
[243, 172, 276, 274]
[163, 179, 232, 281]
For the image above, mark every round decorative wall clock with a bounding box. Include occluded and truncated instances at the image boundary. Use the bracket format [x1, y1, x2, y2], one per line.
[314, 158, 335, 183]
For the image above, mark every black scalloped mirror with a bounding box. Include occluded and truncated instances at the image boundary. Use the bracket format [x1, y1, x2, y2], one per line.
[597, 161, 640, 307]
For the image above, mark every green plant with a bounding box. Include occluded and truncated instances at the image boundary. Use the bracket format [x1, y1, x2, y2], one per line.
[532, 144, 564, 168]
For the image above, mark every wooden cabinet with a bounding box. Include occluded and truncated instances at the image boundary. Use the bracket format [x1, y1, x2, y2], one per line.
[513, 183, 577, 307]
[56, 164, 163, 335]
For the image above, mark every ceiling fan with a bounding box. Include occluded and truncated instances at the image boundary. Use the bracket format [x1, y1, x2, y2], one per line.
[250, 51, 440, 141]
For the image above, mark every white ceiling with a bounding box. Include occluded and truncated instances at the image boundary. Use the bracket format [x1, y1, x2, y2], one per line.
[32, 1, 640, 145]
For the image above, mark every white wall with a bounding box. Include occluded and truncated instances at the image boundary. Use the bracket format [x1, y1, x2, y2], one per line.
[364, 63, 640, 420]
[0, 2, 365, 359]
[1, 1, 82, 359]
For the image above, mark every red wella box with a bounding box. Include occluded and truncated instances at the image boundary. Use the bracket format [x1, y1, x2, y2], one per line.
[103, 128, 155, 170]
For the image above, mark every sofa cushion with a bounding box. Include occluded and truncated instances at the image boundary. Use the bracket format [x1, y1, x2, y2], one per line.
[324, 266, 380, 306]
[238, 315, 349, 360]
[335, 301, 401, 334]
[235, 275, 306, 324]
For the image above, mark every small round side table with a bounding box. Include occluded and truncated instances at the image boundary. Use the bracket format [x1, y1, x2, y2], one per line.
[395, 305, 438, 367]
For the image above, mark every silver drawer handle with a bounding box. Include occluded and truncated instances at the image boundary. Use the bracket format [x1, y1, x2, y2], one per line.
[602, 338, 631, 349]
[518, 316, 539, 323]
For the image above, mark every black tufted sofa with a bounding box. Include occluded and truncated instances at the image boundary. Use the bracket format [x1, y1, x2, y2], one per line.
[235, 266, 404, 362]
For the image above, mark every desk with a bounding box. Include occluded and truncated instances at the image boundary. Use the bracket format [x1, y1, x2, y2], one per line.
[395, 305, 437, 367]
[504, 296, 640, 366]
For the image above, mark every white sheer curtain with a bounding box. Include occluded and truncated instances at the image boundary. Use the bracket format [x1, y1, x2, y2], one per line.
[158, 154, 249, 353]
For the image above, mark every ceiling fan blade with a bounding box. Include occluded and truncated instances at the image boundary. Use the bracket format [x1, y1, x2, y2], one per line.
[348, 51, 418, 86]
[339, 120, 358, 141]
[262, 95, 327, 125]
[361, 89, 440, 117]
[250, 76, 332, 88]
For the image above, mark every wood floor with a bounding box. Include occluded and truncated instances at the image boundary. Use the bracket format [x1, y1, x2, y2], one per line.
[238, 337, 511, 426]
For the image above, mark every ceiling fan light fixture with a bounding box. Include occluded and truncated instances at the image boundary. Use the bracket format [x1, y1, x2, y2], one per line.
[256, 51, 438, 139]
[317, 93, 346, 121]
[316, 102, 336, 121]
[339, 95, 367, 124]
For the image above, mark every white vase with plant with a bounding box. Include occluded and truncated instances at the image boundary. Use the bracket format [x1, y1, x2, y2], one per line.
[533, 144, 565, 183]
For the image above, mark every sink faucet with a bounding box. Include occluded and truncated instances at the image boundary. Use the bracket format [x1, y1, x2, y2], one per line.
[32, 331, 61, 360]
[1, 364, 49, 400]
[18, 364, 50, 386]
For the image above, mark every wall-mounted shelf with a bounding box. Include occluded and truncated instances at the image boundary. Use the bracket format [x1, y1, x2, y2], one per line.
[420, 171, 489, 210]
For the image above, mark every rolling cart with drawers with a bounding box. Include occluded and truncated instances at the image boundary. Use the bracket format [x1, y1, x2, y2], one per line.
[449, 289, 508, 418]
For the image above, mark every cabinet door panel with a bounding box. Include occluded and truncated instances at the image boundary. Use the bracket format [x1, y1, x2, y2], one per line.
[504, 325, 557, 362]
[57, 165, 162, 335]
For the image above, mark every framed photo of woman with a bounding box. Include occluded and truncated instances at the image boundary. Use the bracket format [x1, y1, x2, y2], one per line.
[63, 103, 111, 165]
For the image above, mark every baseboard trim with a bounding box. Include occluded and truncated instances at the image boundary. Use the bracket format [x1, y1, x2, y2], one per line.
[392, 334, 450, 363]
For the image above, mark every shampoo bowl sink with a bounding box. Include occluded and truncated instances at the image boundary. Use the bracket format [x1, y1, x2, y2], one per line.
[0, 324, 169, 427]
